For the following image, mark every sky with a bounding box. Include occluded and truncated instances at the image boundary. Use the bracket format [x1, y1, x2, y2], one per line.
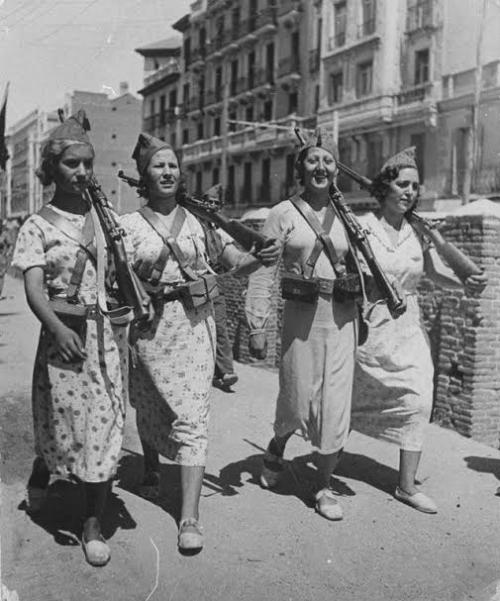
[0, 0, 192, 128]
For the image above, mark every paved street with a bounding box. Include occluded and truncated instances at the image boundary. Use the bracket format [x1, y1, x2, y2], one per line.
[1, 273, 500, 601]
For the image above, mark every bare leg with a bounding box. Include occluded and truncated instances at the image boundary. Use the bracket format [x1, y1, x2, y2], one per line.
[399, 449, 421, 495]
[180, 465, 204, 522]
[314, 451, 341, 491]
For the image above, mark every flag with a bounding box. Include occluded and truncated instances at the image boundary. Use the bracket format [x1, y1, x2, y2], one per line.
[0, 82, 10, 172]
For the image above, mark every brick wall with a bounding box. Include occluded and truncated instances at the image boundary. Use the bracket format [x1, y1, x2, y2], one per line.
[222, 208, 500, 449]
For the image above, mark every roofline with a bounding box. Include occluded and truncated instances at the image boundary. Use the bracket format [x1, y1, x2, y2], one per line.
[172, 13, 190, 32]
[135, 46, 181, 58]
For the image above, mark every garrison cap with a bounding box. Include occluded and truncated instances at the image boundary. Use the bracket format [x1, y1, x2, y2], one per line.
[294, 127, 338, 160]
[380, 147, 418, 173]
[49, 109, 91, 144]
[132, 133, 173, 175]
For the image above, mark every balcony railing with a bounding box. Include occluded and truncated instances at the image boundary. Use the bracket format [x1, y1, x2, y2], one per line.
[406, 1, 434, 32]
[278, 56, 301, 78]
[143, 60, 180, 87]
[396, 83, 432, 105]
[309, 49, 320, 73]
[357, 19, 376, 38]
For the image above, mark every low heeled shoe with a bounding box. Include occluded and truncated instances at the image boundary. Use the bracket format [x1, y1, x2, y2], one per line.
[394, 487, 438, 514]
[314, 488, 343, 521]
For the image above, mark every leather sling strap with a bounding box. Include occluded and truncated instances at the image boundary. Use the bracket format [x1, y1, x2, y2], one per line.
[66, 213, 95, 301]
[38, 205, 97, 302]
[139, 205, 199, 282]
[290, 195, 345, 278]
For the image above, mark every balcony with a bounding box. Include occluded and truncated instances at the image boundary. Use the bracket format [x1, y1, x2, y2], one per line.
[143, 60, 180, 88]
[396, 82, 432, 105]
[309, 49, 320, 73]
[357, 19, 376, 38]
[190, 46, 206, 70]
[406, 1, 435, 32]
[278, 56, 301, 79]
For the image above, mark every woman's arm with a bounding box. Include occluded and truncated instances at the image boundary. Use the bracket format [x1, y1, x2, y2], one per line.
[24, 267, 87, 362]
[218, 239, 282, 277]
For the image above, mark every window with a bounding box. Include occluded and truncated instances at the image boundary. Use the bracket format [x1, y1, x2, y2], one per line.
[265, 43, 275, 83]
[215, 67, 223, 101]
[288, 91, 298, 114]
[196, 171, 202, 196]
[243, 162, 253, 203]
[248, 51, 256, 88]
[159, 95, 166, 125]
[227, 164, 235, 204]
[184, 37, 191, 66]
[169, 89, 177, 108]
[356, 61, 373, 97]
[361, 0, 376, 36]
[261, 158, 271, 202]
[286, 154, 295, 187]
[263, 99, 273, 121]
[149, 99, 155, 116]
[197, 121, 204, 139]
[230, 60, 238, 96]
[171, 132, 176, 147]
[183, 83, 190, 103]
[199, 27, 206, 53]
[329, 71, 343, 104]
[214, 117, 221, 136]
[183, 128, 190, 144]
[414, 49, 430, 85]
[291, 31, 300, 72]
[334, 2, 347, 47]
[231, 7, 240, 36]
[212, 167, 220, 185]
[249, 0, 257, 30]
[199, 75, 205, 106]
[245, 105, 254, 122]
[229, 110, 237, 132]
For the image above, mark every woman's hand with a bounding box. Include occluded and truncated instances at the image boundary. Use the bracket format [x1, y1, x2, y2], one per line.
[52, 323, 87, 363]
[254, 238, 282, 266]
[465, 271, 487, 293]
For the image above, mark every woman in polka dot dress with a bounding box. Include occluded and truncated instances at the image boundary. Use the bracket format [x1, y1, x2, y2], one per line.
[121, 133, 281, 552]
[11, 110, 129, 567]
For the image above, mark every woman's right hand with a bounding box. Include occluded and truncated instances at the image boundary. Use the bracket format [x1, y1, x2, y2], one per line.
[248, 331, 267, 360]
[52, 324, 87, 363]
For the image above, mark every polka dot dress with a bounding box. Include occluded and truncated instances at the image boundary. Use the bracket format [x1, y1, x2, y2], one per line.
[12, 206, 128, 483]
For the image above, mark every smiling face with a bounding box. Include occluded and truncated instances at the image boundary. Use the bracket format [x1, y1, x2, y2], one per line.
[301, 147, 338, 193]
[53, 143, 94, 195]
[382, 167, 419, 216]
[144, 148, 181, 200]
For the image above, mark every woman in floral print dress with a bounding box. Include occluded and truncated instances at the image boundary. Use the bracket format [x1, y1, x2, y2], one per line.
[11, 110, 129, 567]
[121, 133, 281, 551]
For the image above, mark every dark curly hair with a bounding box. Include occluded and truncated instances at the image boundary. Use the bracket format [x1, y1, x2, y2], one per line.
[36, 139, 94, 186]
[370, 165, 420, 212]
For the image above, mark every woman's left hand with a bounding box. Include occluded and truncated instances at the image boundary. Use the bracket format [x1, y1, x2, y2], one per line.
[465, 271, 487, 292]
[254, 238, 282, 266]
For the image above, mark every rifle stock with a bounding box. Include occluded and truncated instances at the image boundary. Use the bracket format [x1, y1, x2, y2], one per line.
[117, 171, 267, 252]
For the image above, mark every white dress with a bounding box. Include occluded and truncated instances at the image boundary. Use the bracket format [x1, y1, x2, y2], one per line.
[352, 212, 433, 451]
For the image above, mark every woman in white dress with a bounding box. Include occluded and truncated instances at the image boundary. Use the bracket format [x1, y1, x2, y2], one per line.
[352, 147, 486, 513]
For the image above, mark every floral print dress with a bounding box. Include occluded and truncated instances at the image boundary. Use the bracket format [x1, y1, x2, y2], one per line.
[11, 205, 129, 483]
[120, 207, 233, 467]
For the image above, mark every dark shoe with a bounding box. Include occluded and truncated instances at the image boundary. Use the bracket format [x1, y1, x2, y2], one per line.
[178, 518, 204, 551]
[260, 451, 285, 489]
[213, 373, 238, 390]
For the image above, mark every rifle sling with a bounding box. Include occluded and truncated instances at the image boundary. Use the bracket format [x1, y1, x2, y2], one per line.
[138, 205, 199, 282]
[290, 195, 344, 278]
[38, 205, 97, 302]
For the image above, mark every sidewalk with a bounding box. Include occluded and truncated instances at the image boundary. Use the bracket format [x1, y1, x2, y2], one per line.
[1, 273, 500, 601]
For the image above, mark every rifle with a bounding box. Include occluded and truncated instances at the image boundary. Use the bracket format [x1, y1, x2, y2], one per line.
[118, 171, 269, 253]
[335, 162, 483, 283]
[329, 184, 406, 317]
[84, 175, 151, 322]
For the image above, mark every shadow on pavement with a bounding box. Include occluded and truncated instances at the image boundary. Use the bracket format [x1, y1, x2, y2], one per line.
[464, 455, 500, 482]
[336, 451, 400, 495]
[18, 478, 137, 544]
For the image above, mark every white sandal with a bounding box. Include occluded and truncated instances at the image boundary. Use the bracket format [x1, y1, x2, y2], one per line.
[314, 488, 343, 521]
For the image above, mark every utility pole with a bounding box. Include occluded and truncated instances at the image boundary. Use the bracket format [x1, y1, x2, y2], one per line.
[221, 81, 229, 202]
[463, 0, 487, 204]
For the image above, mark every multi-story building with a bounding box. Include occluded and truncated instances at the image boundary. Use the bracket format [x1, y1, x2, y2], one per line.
[64, 86, 143, 213]
[136, 0, 323, 214]
[5, 109, 59, 217]
[318, 0, 500, 202]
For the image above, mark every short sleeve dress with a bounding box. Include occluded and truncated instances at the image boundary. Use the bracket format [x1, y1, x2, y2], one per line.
[120, 206, 233, 467]
[245, 199, 359, 454]
[11, 206, 129, 483]
[351, 212, 434, 451]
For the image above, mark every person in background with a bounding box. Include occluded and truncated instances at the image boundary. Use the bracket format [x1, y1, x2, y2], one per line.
[352, 147, 486, 514]
[120, 133, 281, 551]
[245, 131, 365, 522]
[10, 110, 130, 567]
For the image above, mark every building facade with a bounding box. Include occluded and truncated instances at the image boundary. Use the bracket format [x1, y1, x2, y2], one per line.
[318, 0, 500, 203]
[64, 86, 143, 214]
